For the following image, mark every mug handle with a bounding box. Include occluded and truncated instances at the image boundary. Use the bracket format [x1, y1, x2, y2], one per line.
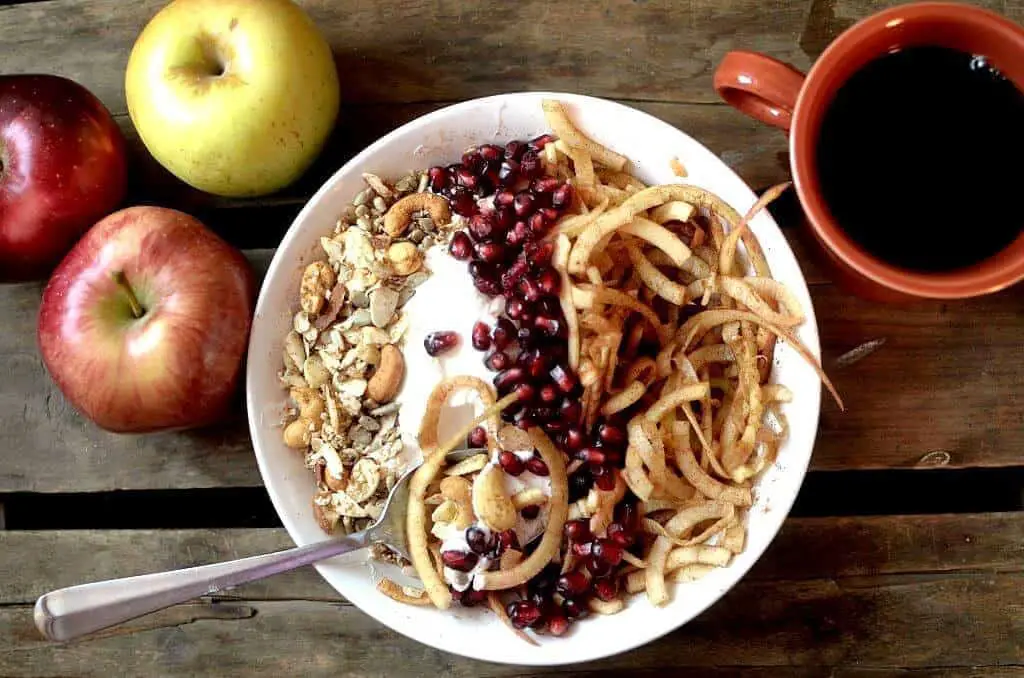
[713, 51, 806, 132]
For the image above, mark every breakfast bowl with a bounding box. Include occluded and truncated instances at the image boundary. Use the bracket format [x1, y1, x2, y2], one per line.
[246, 92, 822, 665]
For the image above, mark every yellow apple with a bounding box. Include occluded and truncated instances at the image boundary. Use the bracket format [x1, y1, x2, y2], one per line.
[125, 0, 340, 197]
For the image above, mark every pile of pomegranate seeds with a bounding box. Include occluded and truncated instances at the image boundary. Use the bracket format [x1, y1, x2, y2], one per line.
[431, 135, 640, 636]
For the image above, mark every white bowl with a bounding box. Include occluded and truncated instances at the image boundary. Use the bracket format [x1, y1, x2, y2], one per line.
[246, 92, 821, 666]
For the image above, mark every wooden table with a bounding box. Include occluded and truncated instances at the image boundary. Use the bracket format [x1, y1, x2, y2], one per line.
[2, 0, 1022, 675]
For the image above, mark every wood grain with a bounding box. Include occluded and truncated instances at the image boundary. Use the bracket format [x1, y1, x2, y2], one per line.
[4, 514, 1021, 603]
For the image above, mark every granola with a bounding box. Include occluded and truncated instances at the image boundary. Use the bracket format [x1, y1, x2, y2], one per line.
[281, 171, 458, 535]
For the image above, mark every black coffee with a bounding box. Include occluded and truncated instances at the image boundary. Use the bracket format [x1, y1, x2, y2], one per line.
[816, 46, 1024, 272]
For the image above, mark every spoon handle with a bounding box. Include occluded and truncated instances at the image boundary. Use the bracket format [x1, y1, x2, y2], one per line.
[34, 530, 374, 642]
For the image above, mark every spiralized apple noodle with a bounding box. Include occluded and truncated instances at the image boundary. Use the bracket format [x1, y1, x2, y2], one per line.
[385, 100, 841, 639]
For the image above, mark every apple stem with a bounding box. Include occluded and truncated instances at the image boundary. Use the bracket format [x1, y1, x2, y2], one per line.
[111, 271, 145, 319]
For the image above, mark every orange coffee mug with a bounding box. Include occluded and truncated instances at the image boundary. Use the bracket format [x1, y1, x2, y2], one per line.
[714, 2, 1024, 301]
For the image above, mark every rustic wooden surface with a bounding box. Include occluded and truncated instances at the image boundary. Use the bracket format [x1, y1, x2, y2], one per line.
[0, 0, 1021, 675]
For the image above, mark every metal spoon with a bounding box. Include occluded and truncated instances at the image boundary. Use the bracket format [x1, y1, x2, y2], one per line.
[34, 447, 487, 642]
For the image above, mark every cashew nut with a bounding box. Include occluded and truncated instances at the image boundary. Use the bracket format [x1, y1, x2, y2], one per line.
[383, 193, 450, 237]
[283, 330, 306, 372]
[387, 242, 422, 276]
[290, 387, 324, 421]
[367, 344, 405, 403]
[300, 261, 336, 316]
[283, 418, 314, 448]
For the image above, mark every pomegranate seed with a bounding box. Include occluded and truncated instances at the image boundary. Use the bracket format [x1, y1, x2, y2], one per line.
[593, 578, 618, 602]
[448, 231, 472, 260]
[500, 259, 530, 292]
[508, 600, 543, 629]
[465, 526, 490, 554]
[550, 365, 577, 393]
[529, 133, 556, 149]
[497, 160, 519, 185]
[557, 571, 590, 596]
[449, 189, 477, 217]
[424, 331, 459, 356]
[519, 278, 542, 302]
[520, 504, 540, 520]
[537, 268, 561, 295]
[455, 166, 478, 189]
[607, 522, 634, 548]
[514, 382, 536, 404]
[564, 426, 585, 450]
[427, 166, 449, 191]
[519, 149, 542, 178]
[528, 353, 549, 379]
[539, 384, 559, 403]
[474, 276, 502, 297]
[562, 597, 586, 619]
[474, 241, 505, 263]
[598, 423, 627, 447]
[578, 447, 606, 465]
[479, 144, 503, 161]
[552, 183, 575, 209]
[462, 149, 483, 169]
[586, 556, 613, 578]
[603, 449, 624, 465]
[524, 241, 554, 268]
[498, 450, 525, 476]
[534, 315, 561, 337]
[442, 549, 478, 572]
[514, 409, 534, 430]
[504, 140, 527, 161]
[491, 317, 515, 349]
[485, 350, 511, 371]
[531, 176, 560, 193]
[460, 588, 488, 607]
[564, 519, 593, 543]
[572, 540, 593, 558]
[526, 456, 549, 476]
[506, 221, 529, 247]
[517, 326, 538, 349]
[467, 425, 488, 449]
[593, 538, 624, 565]
[468, 213, 494, 241]
[593, 465, 617, 491]
[546, 614, 570, 636]
[471, 322, 491, 351]
[494, 367, 526, 392]
[528, 212, 549, 235]
[505, 298, 527, 320]
[494, 529, 520, 555]
[561, 399, 582, 425]
[494, 189, 515, 207]
[513, 191, 536, 217]
[531, 406, 558, 423]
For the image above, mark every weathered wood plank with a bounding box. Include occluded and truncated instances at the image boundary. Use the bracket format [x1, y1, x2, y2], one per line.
[2, 574, 1021, 675]
[1, 0, 1017, 117]
[1, 236, 1021, 492]
[3, 514, 1021, 604]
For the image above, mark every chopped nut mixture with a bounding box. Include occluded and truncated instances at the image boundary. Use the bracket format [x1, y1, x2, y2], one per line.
[279, 171, 459, 535]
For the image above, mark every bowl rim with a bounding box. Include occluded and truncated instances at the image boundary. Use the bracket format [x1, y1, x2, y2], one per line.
[246, 90, 822, 665]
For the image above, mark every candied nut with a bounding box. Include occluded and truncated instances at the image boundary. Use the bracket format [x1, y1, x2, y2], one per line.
[283, 418, 313, 448]
[324, 466, 347, 492]
[367, 344, 405, 403]
[346, 458, 381, 502]
[383, 193, 450, 237]
[313, 496, 339, 533]
[283, 330, 306, 371]
[387, 242, 422, 276]
[303, 354, 331, 389]
[300, 261, 336, 316]
[369, 286, 400, 328]
[290, 387, 324, 421]
[431, 499, 459, 524]
[440, 476, 473, 505]
[472, 467, 516, 532]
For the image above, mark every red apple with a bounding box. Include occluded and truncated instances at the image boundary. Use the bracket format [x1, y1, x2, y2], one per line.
[1, 74, 128, 281]
[38, 206, 254, 433]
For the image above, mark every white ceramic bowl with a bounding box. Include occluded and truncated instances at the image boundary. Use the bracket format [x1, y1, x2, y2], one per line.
[246, 92, 821, 666]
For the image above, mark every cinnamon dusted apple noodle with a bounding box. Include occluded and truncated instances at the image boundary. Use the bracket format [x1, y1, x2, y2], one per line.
[285, 99, 841, 640]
